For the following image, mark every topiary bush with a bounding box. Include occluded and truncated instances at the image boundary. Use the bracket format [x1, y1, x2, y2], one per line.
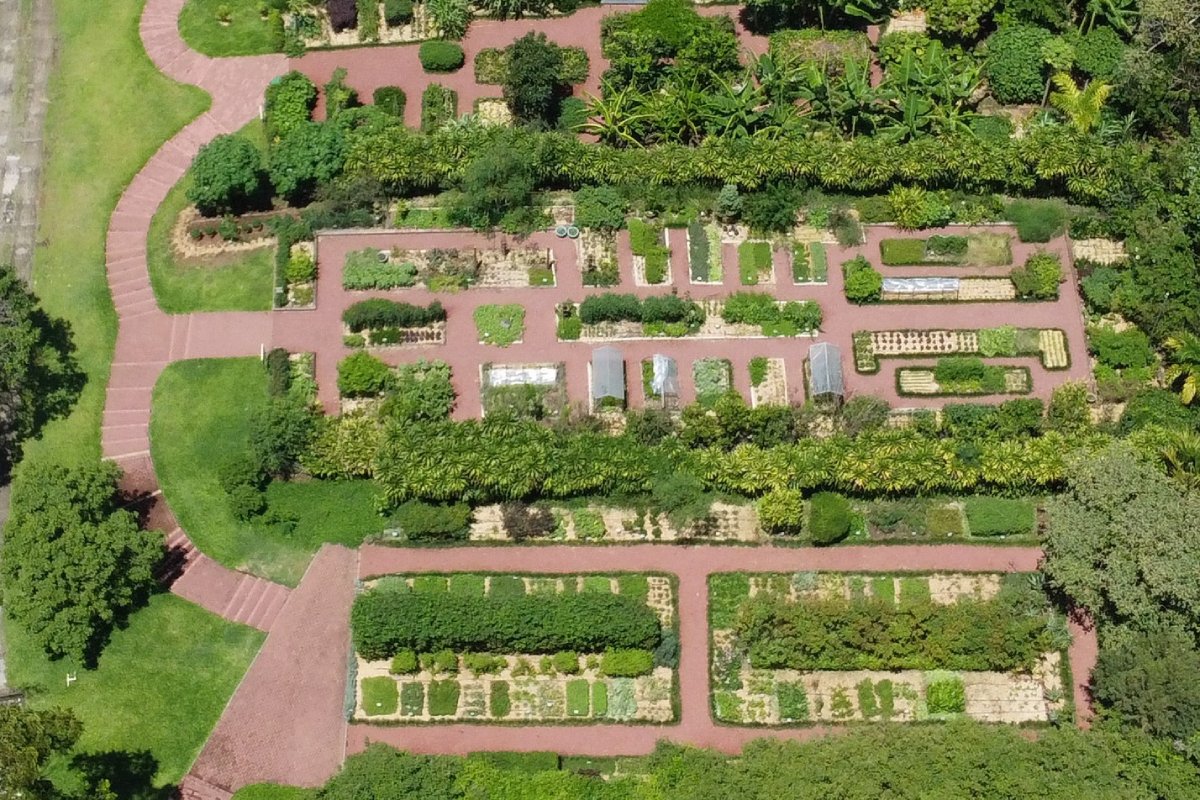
[419, 40, 465, 72]
[984, 25, 1053, 104]
[842, 256, 882, 304]
[372, 86, 406, 117]
[186, 134, 265, 217]
[808, 491, 851, 545]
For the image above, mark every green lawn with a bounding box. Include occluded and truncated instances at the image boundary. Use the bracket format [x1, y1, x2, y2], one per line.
[151, 359, 389, 585]
[17, 0, 208, 474]
[4, 594, 263, 793]
[232, 786, 315, 800]
[179, 0, 277, 57]
[146, 120, 274, 313]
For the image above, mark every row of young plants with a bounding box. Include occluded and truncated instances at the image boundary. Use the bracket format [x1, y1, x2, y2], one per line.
[897, 358, 1033, 398]
[853, 326, 1071, 373]
[846, 251, 1063, 304]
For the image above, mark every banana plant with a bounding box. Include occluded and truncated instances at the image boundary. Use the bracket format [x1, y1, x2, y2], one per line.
[582, 81, 653, 148]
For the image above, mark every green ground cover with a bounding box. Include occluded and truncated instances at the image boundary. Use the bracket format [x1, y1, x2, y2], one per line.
[18, 0, 207, 473]
[146, 120, 274, 312]
[361, 676, 400, 716]
[5, 594, 263, 792]
[179, 0, 277, 57]
[232, 786, 315, 800]
[474, 304, 525, 346]
[151, 359, 387, 585]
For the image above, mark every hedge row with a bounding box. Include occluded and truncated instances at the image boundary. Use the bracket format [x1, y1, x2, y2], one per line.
[577, 293, 704, 326]
[352, 588, 661, 660]
[342, 298, 445, 332]
[734, 584, 1054, 672]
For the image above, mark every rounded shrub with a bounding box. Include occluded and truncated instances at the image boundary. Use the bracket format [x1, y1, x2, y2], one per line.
[384, 0, 414, 25]
[984, 26, 1053, 104]
[808, 491, 851, 546]
[390, 649, 419, 674]
[372, 86, 407, 117]
[842, 256, 882, 304]
[1076, 26, 1125, 80]
[228, 484, 267, 521]
[337, 351, 395, 398]
[419, 40, 466, 73]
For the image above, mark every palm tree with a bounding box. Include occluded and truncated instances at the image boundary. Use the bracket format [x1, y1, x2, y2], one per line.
[1165, 331, 1200, 405]
[1048, 73, 1112, 133]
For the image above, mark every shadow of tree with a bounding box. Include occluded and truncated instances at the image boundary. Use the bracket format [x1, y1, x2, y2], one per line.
[71, 750, 177, 800]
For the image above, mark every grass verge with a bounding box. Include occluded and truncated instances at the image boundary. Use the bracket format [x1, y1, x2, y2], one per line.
[5, 594, 263, 791]
[179, 0, 277, 57]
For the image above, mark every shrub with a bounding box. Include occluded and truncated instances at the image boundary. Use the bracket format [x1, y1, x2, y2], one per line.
[373, 86, 406, 117]
[500, 502, 556, 540]
[327, 0, 357, 31]
[267, 9, 285, 51]
[361, 676, 399, 715]
[228, 483, 267, 520]
[1006, 198, 1067, 242]
[925, 675, 966, 714]
[265, 71, 317, 144]
[428, 680, 460, 716]
[419, 40, 465, 72]
[265, 348, 291, 396]
[553, 651, 580, 674]
[504, 32, 567, 128]
[286, 250, 316, 284]
[888, 185, 949, 229]
[964, 496, 1035, 537]
[352, 589, 661, 659]
[758, 488, 804, 536]
[653, 630, 679, 668]
[1080, 266, 1131, 313]
[600, 649, 655, 677]
[390, 500, 471, 541]
[187, 135, 264, 217]
[557, 97, 589, 132]
[1088, 326, 1153, 370]
[390, 649, 419, 674]
[985, 25, 1053, 104]
[969, 114, 1015, 141]
[337, 352, 394, 397]
[808, 491, 851, 545]
[342, 298, 445, 331]
[842, 256, 882, 304]
[742, 183, 802, 232]
[421, 84, 458, 132]
[1011, 252, 1062, 300]
[574, 186, 626, 231]
[384, 0, 414, 25]
[463, 652, 506, 675]
[420, 649, 458, 673]
[1076, 26, 1125, 80]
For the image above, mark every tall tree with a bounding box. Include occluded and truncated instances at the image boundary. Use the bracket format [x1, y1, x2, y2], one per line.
[0, 265, 84, 478]
[0, 706, 82, 800]
[0, 461, 162, 663]
[503, 33, 566, 129]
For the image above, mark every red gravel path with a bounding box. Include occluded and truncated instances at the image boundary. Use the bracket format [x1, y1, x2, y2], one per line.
[274, 225, 1090, 417]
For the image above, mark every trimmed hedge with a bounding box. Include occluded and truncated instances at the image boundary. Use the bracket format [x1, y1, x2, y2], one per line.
[964, 496, 1036, 537]
[577, 293, 704, 327]
[808, 491, 851, 545]
[419, 40, 465, 73]
[373, 86, 407, 118]
[352, 588, 661, 659]
[390, 500, 471, 541]
[735, 584, 1053, 672]
[342, 298, 445, 332]
[600, 649, 655, 677]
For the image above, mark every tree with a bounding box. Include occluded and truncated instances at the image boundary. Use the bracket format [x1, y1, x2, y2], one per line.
[0, 706, 82, 799]
[186, 134, 266, 216]
[1094, 628, 1200, 743]
[449, 134, 538, 229]
[1049, 72, 1112, 132]
[0, 461, 162, 663]
[503, 33, 566, 129]
[268, 121, 348, 205]
[1043, 442, 1200, 638]
[249, 395, 317, 477]
[1165, 331, 1200, 404]
[0, 265, 84, 478]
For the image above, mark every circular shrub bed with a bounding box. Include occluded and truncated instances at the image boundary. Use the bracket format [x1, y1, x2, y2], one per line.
[419, 41, 466, 73]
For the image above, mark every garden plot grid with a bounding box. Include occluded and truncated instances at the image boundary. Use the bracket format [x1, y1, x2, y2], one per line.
[710, 572, 1070, 728]
[351, 572, 678, 725]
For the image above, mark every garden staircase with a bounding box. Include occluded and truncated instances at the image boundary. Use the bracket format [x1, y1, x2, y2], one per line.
[161, 526, 291, 633]
[179, 774, 232, 800]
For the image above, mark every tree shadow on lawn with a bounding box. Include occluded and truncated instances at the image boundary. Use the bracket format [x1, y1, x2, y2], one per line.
[72, 749, 177, 800]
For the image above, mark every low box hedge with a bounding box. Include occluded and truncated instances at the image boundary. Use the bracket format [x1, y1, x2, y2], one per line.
[419, 40, 465, 73]
[964, 496, 1036, 537]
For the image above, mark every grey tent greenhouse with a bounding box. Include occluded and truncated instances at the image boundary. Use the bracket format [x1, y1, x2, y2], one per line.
[808, 342, 844, 401]
[591, 346, 626, 405]
[649, 354, 680, 399]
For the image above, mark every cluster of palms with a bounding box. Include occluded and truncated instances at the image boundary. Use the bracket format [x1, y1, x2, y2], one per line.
[585, 43, 983, 146]
[364, 416, 1084, 506]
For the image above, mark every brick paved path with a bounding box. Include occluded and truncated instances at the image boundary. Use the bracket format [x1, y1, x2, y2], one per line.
[103, 1, 1098, 793]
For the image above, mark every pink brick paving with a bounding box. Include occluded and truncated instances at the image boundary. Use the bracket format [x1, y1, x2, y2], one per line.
[102, 1, 1098, 794]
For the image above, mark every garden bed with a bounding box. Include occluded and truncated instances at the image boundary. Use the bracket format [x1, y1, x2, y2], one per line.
[351, 572, 678, 724]
[879, 233, 1012, 267]
[694, 358, 733, 406]
[737, 240, 774, 285]
[475, 304, 526, 347]
[480, 363, 568, 420]
[287, 4, 437, 49]
[686, 220, 724, 283]
[342, 299, 447, 348]
[709, 572, 1069, 727]
[579, 230, 620, 287]
[897, 362, 1032, 396]
[791, 241, 828, 284]
[628, 219, 671, 286]
[342, 245, 554, 291]
[467, 501, 761, 543]
[852, 327, 1069, 373]
[880, 277, 1016, 302]
[749, 357, 788, 407]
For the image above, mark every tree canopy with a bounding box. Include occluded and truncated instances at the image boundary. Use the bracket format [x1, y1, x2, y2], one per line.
[0, 706, 82, 800]
[0, 265, 84, 478]
[0, 461, 162, 663]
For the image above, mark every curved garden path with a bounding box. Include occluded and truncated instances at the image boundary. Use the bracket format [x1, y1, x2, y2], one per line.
[99, 2, 1099, 796]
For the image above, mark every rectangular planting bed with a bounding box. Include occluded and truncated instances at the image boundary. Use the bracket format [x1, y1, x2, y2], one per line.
[709, 572, 1069, 727]
[351, 572, 678, 724]
[879, 233, 1013, 267]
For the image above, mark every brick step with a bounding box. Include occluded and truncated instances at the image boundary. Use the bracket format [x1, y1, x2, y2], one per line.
[155, 527, 197, 584]
[224, 575, 291, 631]
[179, 773, 232, 800]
